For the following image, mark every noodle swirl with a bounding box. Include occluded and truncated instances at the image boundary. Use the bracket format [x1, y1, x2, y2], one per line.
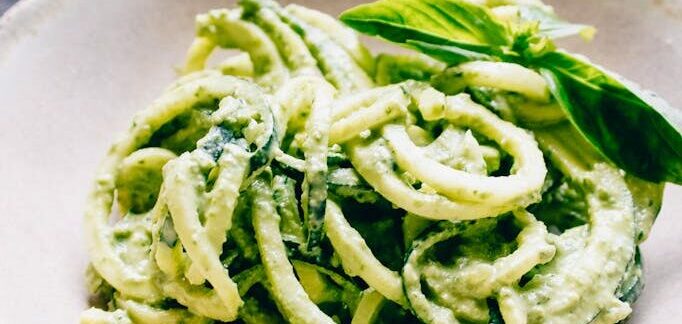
[81, 1, 656, 323]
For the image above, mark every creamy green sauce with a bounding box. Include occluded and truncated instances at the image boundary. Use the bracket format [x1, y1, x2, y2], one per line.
[82, 1, 658, 323]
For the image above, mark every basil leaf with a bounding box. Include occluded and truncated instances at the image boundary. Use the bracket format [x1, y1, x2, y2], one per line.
[341, 0, 681, 184]
[405, 39, 492, 65]
[518, 5, 595, 40]
[339, 0, 510, 49]
[539, 51, 682, 183]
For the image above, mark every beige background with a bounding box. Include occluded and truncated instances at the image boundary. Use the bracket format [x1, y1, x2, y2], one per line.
[0, 0, 680, 322]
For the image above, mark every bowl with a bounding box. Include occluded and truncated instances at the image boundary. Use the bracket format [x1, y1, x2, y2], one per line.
[0, 0, 679, 322]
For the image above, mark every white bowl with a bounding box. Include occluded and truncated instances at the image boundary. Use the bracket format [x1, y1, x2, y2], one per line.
[0, 0, 679, 322]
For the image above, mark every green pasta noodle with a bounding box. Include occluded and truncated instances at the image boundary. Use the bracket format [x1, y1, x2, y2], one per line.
[81, 1, 665, 323]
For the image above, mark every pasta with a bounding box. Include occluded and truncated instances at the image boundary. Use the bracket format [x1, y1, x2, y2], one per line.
[81, 0, 665, 323]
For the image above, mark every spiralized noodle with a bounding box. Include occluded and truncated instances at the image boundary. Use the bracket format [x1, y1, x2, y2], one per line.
[81, 1, 657, 323]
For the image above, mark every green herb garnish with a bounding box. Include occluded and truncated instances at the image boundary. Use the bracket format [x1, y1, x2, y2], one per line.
[341, 0, 682, 183]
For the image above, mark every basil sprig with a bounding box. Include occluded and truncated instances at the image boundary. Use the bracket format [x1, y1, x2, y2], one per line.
[340, 0, 682, 184]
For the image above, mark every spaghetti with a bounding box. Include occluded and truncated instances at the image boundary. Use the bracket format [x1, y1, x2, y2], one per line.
[82, 0, 662, 323]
